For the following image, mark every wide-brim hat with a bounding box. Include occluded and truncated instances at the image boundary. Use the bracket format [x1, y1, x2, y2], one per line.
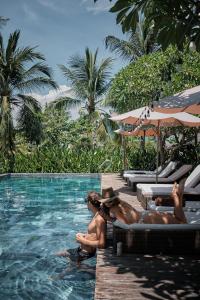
[99, 187, 119, 204]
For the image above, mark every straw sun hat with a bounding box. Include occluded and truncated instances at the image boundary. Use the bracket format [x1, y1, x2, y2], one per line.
[99, 187, 119, 204]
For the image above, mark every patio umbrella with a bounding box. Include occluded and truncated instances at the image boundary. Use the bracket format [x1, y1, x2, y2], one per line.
[111, 107, 200, 182]
[154, 85, 200, 114]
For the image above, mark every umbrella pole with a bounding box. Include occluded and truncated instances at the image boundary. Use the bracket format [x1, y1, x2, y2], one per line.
[122, 136, 127, 171]
[156, 122, 160, 183]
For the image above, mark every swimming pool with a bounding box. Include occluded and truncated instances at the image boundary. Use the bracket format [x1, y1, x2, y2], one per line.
[0, 174, 100, 300]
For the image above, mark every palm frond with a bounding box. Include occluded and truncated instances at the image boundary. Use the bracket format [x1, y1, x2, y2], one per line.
[48, 96, 82, 110]
[14, 46, 45, 63]
[22, 63, 53, 80]
[6, 30, 20, 62]
[17, 94, 41, 112]
[105, 35, 137, 61]
[60, 47, 112, 114]
[16, 77, 58, 93]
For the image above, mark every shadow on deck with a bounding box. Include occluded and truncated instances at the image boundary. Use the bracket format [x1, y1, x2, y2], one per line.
[95, 247, 200, 300]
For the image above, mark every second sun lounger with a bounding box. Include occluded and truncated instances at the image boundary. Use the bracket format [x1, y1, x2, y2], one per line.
[129, 164, 193, 191]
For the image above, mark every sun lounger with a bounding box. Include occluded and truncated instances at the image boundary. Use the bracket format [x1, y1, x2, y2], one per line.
[129, 164, 193, 192]
[123, 165, 163, 178]
[113, 221, 200, 254]
[125, 161, 178, 183]
[137, 165, 200, 209]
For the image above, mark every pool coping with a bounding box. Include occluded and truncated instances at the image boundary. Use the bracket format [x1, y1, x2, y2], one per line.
[5, 172, 101, 177]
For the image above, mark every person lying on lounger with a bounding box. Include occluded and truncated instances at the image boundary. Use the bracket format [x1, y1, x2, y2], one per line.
[99, 183, 187, 225]
[56, 191, 107, 264]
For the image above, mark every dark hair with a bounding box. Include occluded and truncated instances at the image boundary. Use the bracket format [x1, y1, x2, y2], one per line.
[99, 204, 116, 222]
[86, 191, 101, 209]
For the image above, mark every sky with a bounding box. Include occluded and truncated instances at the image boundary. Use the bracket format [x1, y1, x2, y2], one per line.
[1, 0, 126, 111]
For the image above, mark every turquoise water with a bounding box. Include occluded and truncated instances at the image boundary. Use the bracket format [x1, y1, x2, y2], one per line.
[0, 175, 100, 300]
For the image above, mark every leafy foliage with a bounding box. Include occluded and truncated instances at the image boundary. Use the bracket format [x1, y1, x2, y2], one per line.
[107, 46, 200, 113]
[107, 0, 200, 50]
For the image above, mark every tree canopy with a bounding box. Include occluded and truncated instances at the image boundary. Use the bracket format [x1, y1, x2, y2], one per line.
[107, 46, 200, 113]
[95, 0, 200, 51]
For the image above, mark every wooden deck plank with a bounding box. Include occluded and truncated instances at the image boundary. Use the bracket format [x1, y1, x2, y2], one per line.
[94, 174, 200, 300]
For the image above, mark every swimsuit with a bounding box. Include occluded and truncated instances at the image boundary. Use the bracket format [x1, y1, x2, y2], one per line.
[66, 246, 96, 263]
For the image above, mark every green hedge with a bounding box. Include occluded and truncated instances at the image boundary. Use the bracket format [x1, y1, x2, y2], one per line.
[0, 144, 157, 173]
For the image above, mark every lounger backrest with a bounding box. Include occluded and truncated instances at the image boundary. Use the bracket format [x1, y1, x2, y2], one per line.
[158, 161, 178, 178]
[194, 183, 200, 192]
[185, 164, 200, 188]
[167, 165, 193, 181]
[155, 165, 163, 173]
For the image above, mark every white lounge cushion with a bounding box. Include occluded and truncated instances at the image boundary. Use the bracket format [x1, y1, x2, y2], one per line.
[124, 171, 156, 178]
[137, 183, 174, 197]
[123, 165, 163, 177]
[137, 167, 200, 198]
[185, 164, 200, 188]
[129, 165, 192, 183]
[127, 161, 177, 180]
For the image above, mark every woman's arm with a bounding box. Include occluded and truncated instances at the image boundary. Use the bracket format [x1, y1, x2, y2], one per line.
[76, 217, 106, 248]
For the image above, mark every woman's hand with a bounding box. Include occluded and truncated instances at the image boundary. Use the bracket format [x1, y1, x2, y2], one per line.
[76, 233, 85, 243]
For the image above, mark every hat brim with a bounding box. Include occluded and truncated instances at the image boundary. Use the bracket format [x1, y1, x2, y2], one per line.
[99, 195, 119, 204]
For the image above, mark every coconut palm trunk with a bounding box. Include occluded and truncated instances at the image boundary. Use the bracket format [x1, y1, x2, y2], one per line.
[0, 96, 15, 171]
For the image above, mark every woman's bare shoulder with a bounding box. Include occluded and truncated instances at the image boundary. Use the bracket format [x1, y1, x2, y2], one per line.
[95, 213, 106, 224]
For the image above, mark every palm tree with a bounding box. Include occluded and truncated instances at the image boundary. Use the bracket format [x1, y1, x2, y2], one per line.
[52, 47, 113, 114]
[105, 17, 159, 62]
[0, 30, 58, 171]
[105, 0, 200, 50]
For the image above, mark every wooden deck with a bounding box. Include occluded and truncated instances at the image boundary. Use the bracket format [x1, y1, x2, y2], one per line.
[95, 173, 200, 300]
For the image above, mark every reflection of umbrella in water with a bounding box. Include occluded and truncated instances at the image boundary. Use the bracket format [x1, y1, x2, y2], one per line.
[111, 106, 200, 182]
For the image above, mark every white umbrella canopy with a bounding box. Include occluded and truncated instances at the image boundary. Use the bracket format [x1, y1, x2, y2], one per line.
[110, 106, 200, 127]
[154, 85, 200, 114]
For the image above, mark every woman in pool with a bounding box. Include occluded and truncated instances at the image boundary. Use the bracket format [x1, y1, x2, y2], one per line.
[99, 183, 187, 225]
[56, 191, 107, 263]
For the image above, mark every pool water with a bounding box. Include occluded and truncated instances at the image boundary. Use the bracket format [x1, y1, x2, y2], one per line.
[0, 175, 100, 300]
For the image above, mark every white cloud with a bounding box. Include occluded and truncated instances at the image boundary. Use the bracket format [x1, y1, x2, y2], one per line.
[37, 0, 65, 14]
[29, 85, 73, 106]
[29, 85, 80, 119]
[22, 4, 38, 22]
[82, 0, 112, 14]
